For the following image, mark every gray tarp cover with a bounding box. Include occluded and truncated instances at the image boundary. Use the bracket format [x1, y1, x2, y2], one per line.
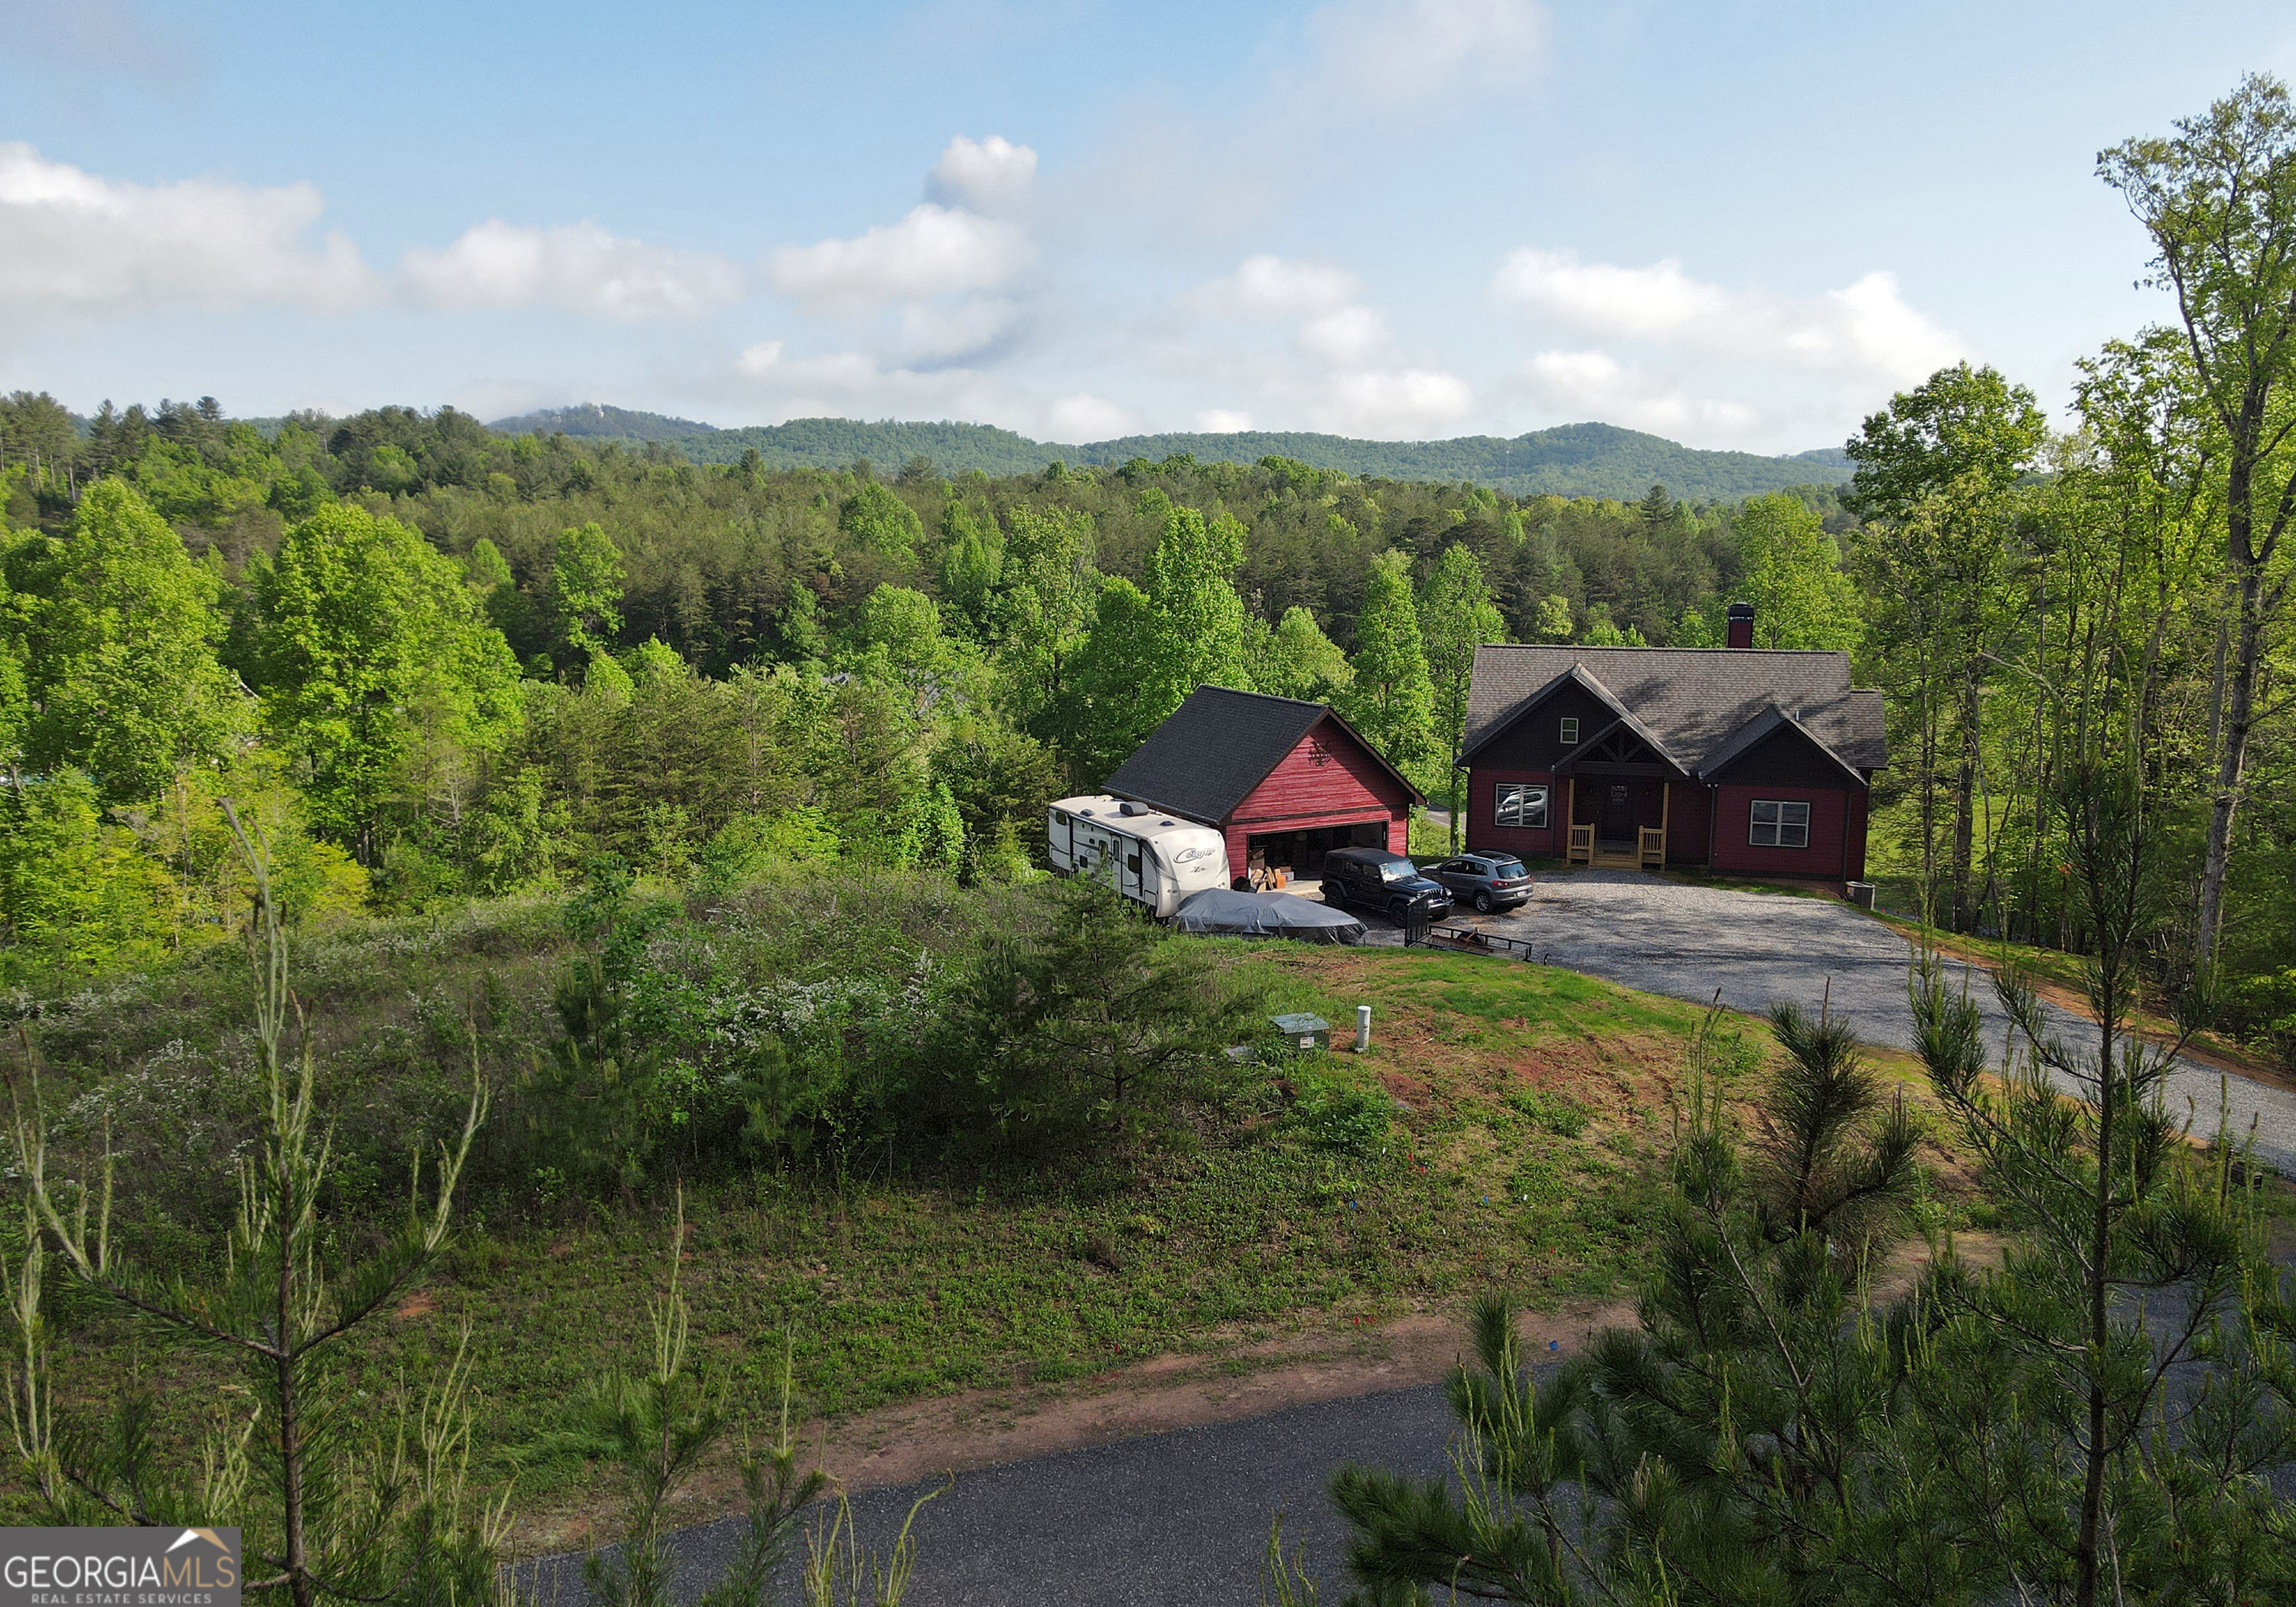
[1172, 889, 1366, 944]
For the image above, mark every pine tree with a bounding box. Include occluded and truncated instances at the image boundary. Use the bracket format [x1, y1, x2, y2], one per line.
[5, 809, 500, 1606]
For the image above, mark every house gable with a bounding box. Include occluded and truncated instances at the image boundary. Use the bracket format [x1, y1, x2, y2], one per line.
[1460, 670, 1631, 771]
[1552, 714, 1691, 779]
[1231, 713, 1415, 830]
[1702, 710, 1868, 790]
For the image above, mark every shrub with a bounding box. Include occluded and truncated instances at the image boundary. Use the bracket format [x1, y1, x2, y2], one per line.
[930, 876, 1262, 1156]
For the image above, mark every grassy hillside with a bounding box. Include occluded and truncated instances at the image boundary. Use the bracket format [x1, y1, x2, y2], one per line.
[20, 869, 1864, 1537]
[488, 407, 1854, 501]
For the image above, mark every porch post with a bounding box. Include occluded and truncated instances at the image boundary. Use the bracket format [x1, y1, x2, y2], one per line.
[1659, 780, 1671, 856]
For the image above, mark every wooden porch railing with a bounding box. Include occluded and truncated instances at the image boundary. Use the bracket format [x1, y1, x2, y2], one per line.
[1567, 823, 1593, 864]
[1639, 826, 1665, 867]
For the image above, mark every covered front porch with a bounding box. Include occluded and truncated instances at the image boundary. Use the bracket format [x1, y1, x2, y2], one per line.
[1556, 717, 1694, 870]
[1564, 778, 1670, 868]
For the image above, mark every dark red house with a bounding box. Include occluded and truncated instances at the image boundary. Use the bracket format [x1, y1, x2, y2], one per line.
[1104, 686, 1422, 883]
[1461, 616, 1886, 885]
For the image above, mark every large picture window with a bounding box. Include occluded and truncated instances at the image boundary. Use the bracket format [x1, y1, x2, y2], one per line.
[1750, 799, 1811, 849]
[1495, 783, 1549, 829]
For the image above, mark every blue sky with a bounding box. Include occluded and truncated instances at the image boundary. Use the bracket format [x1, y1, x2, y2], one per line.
[3, 0, 2291, 451]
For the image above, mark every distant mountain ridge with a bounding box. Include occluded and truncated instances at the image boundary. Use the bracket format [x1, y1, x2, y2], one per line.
[486, 406, 1854, 501]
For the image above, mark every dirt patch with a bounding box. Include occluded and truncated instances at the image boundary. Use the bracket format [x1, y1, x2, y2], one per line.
[505, 1298, 1636, 1556]
[392, 1290, 437, 1322]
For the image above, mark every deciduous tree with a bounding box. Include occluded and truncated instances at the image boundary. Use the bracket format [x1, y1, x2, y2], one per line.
[19, 480, 238, 802]
[1730, 491, 1862, 651]
[1419, 543, 1505, 849]
[253, 504, 522, 862]
[1340, 549, 1433, 768]
[2100, 73, 2296, 960]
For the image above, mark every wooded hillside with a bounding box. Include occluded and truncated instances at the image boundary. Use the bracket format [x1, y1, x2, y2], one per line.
[485, 406, 1855, 500]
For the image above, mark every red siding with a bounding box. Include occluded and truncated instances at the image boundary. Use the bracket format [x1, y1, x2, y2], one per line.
[1711, 784, 1851, 880]
[1225, 715, 1413, 867]
[1463, 767, 1562, 858]
[1665, 779, 1711, 864]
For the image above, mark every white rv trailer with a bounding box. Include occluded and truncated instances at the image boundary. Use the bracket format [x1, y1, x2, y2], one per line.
[1046, 794, 1230, 918]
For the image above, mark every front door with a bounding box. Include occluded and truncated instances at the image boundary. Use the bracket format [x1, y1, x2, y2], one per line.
[1599, 783, 1635, 843]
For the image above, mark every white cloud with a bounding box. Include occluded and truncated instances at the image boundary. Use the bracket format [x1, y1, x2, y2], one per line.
[1304, 0, 1542, 108]
[1493, 246, 1962, 383]
[925, 135, 1036, 217]
[895, 296, 1026, 362]
[1798, 272, 1964, 383]
[762, 135, 1044, 369]
[0, 141, 373, 318]
[401, 220, 744, 319]
[735, 340, 883, 390]
[1189, 253, 1359, 320]
[1174, 253, 1472, 438]
[1317, 368, 1473, 435]
[1045, 392, 1136, 441]
[1492, 249, 1729, 341]
[766, 203, 1030, 310]
[1296, 305, 1388, 367]
[1195, 409, 1254, 432]
[731, 338, 1131, 443]
[1521, 349, 1763, 440]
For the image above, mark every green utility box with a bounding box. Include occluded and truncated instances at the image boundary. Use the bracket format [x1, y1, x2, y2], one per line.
[1270, 1012, 1331, 1052]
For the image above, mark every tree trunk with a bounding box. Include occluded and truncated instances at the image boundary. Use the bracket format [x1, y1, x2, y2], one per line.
[1950, 665, 1980, 932]
[278, 1201, 311, 1607]
[2195, 564, 2264, 961]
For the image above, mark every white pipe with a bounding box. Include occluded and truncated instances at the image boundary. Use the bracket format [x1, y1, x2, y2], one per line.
[1355, 1006, 1371, 1053]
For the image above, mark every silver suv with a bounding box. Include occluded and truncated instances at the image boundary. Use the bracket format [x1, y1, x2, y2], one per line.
[1427, 854, 1533, 914]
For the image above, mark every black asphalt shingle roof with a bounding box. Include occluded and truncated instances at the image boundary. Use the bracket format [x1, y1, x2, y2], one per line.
[1463, 645, 1888, 774]
[1104, 685, 1420, 824]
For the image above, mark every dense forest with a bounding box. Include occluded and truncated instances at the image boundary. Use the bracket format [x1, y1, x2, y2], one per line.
[0, 75, 2289, 1074]
[0, 253, 2292, 1055]
[485, 405, 1854, 500]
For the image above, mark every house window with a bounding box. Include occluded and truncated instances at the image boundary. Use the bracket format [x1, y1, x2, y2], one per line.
[1749, 799, 1811, 849]
[1559, 717, 1579, 745]
[1495, 783, 1549, 829]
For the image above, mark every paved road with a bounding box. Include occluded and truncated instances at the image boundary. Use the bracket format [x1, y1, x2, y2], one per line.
[1442, 868, 2296, 1177]
[528, 1382, 1460, 1606]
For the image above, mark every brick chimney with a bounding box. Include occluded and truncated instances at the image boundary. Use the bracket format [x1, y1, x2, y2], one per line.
[1725, 601, 1754, 650]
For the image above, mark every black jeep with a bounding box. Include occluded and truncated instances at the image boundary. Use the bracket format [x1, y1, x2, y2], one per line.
[1320, 847, 1452, 924]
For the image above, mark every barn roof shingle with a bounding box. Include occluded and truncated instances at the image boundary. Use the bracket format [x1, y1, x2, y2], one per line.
[1104, 685, 1420, 824]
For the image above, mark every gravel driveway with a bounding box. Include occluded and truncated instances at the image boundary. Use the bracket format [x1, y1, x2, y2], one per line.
[1446, 869, 2296, 1178]
[527, 1381, 1459, 1606]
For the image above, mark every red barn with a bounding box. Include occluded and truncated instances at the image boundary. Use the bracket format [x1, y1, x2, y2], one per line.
[1460, 609, 1887, 887]
[1104, 686, 1422, 885]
